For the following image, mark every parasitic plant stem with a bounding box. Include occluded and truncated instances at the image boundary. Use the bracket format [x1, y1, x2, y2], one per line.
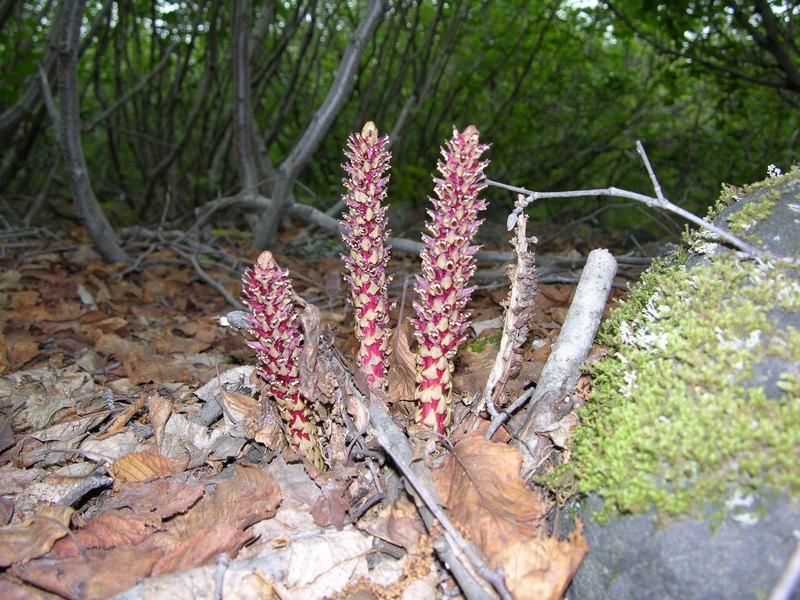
[242, 251, 325, 469]
[412, 126, 489, 433]
[340, 121, 393, 388]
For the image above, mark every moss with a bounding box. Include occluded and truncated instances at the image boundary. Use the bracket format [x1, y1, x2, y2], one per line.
[569, 175, 800, 521]
[726, 192, 776, 241]
[465, 330, 503, 353]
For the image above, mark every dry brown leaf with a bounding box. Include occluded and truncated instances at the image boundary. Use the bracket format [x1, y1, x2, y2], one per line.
[50, 512, 162, 558]
[386, 319, 417, 403]
[218, 387, 260, 426]
[0, 331, 11, 375]
[112, 451, 176, 486]
[108, 479, 205, 517]
[92, 332, 138, 361]
[0, 504, 74, 567]
[12, 543, 163, 600]
[167, 464, 282, 538]
[147, 392, 172, 450]
[357, 499, 426, 550]
[6, 333, 40, 371]
[0, 496, 13, 525]
[311, 468, 357, 530]
[123, 350, 194, 385]
[432, 436, 587, 599]
[152, 523, 251, 576]
[452, 344, 498, 397]
[0, 576, 56, 599]
[492, 521, 588, 600]
[50, 480, 204, 558]
[432, 435, 547, 552]
[153, 330, 210, 355]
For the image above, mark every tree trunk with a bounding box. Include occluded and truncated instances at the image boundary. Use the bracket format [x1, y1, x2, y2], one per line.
[253, 0, 386, 249]
[56, 0, 129, 263]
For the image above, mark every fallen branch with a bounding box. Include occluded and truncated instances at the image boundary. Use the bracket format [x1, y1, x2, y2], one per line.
[366, 391, 511, 600]
[516, 248, 617, 474]
[321, 344, 510, 599]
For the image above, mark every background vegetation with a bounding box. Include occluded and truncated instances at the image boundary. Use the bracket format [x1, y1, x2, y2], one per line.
[1, 0, 798, 255]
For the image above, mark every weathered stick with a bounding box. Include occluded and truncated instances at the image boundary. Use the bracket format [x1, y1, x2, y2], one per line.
[516, 248, 617, 473]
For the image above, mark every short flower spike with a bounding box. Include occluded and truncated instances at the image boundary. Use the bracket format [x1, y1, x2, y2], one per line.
[340, 121, 393, 388]
[242, 251, 325, 469]
[412, 126, 489, 433]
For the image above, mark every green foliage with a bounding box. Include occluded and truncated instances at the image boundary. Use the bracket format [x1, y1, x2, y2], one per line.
[1, 0, 798, 238]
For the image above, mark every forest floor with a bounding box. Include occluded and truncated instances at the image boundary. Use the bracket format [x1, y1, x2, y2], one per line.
[0, 223, 643, 599]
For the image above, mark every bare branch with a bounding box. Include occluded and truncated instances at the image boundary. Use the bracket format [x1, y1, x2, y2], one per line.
[490, 144, 772, 262]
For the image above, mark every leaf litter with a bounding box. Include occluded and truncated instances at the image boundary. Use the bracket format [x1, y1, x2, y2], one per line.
[0, 233, 623, 598]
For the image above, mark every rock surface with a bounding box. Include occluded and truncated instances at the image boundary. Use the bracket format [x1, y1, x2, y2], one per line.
[565, 172, 800, 599]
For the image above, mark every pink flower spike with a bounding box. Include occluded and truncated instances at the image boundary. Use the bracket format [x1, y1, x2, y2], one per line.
[340, 121, 393, 388]
[241, 251, 325, 470]
[411, 126, 489, 433]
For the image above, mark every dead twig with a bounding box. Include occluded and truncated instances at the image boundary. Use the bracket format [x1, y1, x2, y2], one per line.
[491, 141, 777, 262]
[481, 196, 538, 431]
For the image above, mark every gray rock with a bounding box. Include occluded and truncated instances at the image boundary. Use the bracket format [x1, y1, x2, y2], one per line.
[566, 173, 800, 600]
[566, 493, 800, 600]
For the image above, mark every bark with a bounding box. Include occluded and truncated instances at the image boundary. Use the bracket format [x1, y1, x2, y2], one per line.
[253, 0, 386, 249]
[232, 0, 262, 198]
[56, 0, 129, 264]
[516, 249, 617, 473]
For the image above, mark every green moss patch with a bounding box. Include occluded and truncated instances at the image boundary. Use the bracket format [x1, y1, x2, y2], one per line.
[571, 246, 800, 522]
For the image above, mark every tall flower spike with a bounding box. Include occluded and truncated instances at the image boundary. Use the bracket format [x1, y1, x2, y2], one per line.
[411, 126, 489, 433]
[340, 121, 392, 388]
[241, 251, 325, 470]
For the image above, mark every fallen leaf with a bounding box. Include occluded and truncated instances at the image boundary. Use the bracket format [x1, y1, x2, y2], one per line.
[167, 464, 282, 538]
[453, 344, 498, 397]
[12, 543, 163, 600]
[357, 500, 426, 550]
[311, 468, 357, 530]
[6, 334, 41, 371]
[112, 451, 176, 486]
[432, 435, 547, 552]
[432, 435, 587, 599]
[0, 576, 56, 599]
[123, 350, 194, 385]
[153, 330, 210, 355]
[50, 480, 204, 558]
[0, 332, 10, 375]
[386, 320, 417, 403]
[492, 521, 587, 600]
[108, 479, 204, 518]
[147, 392, 172, 450]
[50, 511, 162, 557]
[152, 523, 251, 576]
[0, 504, 74, 567]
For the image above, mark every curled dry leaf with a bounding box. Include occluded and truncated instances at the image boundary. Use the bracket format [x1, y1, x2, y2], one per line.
[493, 521, 588, 600]
[298, 300, 332, 401]
[357, 500, 426, 551]
[0, 504, 74, 567]
[147, 392, 172, 451]
[432, 435, 586, 598]
[386, 319, 417, 403]
[310, 467, 358, 530]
